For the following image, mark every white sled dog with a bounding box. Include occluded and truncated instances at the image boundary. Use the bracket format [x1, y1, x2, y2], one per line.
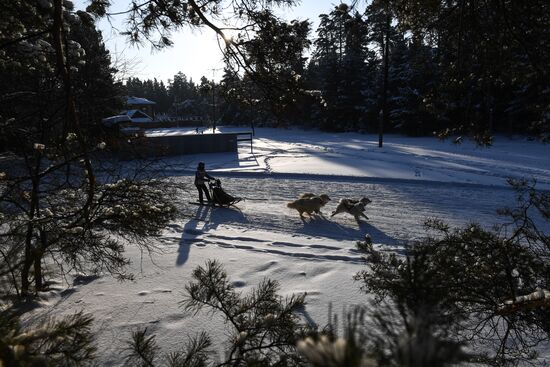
[331, 197, 372, 222]
[287, 193, 331, 217]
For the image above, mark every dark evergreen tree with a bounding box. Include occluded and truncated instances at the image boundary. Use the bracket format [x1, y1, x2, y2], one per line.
[387, 34, 439, 136]
[169, 72, 198, 104]
[219, 66, 244, 124]
[310, 4, 372, 131]
[365, 0, 395, 146]
[338, 11, 370, 131]
[391, 0, 550, 142]
[70, 11, 122, 127]
[242, 11, 311, 126]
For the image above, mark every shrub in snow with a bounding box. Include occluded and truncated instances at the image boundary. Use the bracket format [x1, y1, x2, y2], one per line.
[0, 169, 177, 298]
[127, 260, 311, 366]
[0, 311, 95, 366]
[355, 178, 550, 366]
[297, 336, 373, 367]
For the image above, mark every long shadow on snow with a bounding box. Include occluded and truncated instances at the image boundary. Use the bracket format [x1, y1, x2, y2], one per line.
[178, 205, 250, 266]
[294, 216, 398, 245]
[202, 206, 249, 231]
[178, 205, 210, 266]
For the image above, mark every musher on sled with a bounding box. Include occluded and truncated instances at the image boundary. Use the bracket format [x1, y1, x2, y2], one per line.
[194, 162, 214, 205]
[194, 162, 241, 207]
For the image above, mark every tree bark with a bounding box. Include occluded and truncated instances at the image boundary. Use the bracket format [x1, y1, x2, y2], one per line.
[33, 230, 47, 290]
[379, 5, 390, 148]
[52, 0, 96, 218]
[21, 158, 40, 295]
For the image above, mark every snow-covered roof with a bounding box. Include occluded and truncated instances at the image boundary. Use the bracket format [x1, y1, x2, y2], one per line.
[126, 96, 156, 105]
[102, 115, 131, 127]
[123, 109, 153, 123]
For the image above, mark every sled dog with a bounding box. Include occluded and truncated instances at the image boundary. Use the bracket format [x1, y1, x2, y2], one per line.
[331, 197, 372, 222]
[287, 195, 328, 217]
[299, 193, 331, 206]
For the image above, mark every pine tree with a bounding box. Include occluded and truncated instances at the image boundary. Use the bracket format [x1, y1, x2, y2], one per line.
[0, 0, 177, 298]
[365, 0, 396, 146]
[127, 260, 310, 366]
[390, 0, 550, 142]
[310, 4, 371, 131]
[0, 311, 97, 366]
[338, 11, 370, 131]
[355, 179, 550, 365]
[387, 34, 439, 136]
[241, 11, 311, 126]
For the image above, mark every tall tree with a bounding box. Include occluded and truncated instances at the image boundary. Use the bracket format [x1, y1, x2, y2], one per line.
[0, 0, 176, 298]
[242, 11, 311, 125]
[365, 0, 395, 147]
[339, 11, 370, 131]
[310, 4, 371, 131]
[391, 0, 550, 142]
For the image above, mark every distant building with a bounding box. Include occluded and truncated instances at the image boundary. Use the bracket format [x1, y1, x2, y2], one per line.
[121, 109, 154, 123]
[126, 96, 156, 119]
[102, 109, 154, 130]
[172, 99, 203, 122]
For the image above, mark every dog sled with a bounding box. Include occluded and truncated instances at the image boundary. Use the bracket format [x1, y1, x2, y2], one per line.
[189, 179, 242, 208]
[209, 179, 242, 207]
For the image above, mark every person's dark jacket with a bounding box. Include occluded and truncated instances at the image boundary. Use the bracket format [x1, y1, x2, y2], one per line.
[194, 170, 214, 186]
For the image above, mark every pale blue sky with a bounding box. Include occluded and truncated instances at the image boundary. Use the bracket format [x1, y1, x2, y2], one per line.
[74, 1, 351, 83]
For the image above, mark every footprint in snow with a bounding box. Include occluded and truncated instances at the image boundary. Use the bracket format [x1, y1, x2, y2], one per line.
[153, 288, 172, 293]
[232, 280, 247, 288]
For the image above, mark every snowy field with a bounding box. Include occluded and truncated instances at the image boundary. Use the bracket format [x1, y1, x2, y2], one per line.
[33, 128, 550, 365]
[153, 126, 550, 189]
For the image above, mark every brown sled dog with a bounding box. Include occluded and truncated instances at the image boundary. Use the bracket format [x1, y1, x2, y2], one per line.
[287, 193, 331, 217]
[299, 193, 331, 206]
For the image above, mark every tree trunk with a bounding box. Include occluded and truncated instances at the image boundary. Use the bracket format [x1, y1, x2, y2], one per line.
[53, 0, 96, 217]
[33, 230, 48, 290]
[379, 7, 390, 148]
[21, 156, 41, 296]
[21, 225, 34, 296]
[33, 253, 43, 291]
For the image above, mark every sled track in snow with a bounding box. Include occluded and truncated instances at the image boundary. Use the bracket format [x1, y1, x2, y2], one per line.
[167, 169, 538, 192]
[174, 174, 547, 252]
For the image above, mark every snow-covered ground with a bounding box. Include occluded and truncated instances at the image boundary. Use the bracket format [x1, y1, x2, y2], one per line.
[33, 128, 550, 365]
[152, 127, 550, 189]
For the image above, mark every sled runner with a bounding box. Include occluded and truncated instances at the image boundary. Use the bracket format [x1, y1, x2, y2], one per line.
[188, 201, 217, 207]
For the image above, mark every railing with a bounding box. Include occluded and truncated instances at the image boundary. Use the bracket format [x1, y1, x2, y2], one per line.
[236, 131, 254, 153]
